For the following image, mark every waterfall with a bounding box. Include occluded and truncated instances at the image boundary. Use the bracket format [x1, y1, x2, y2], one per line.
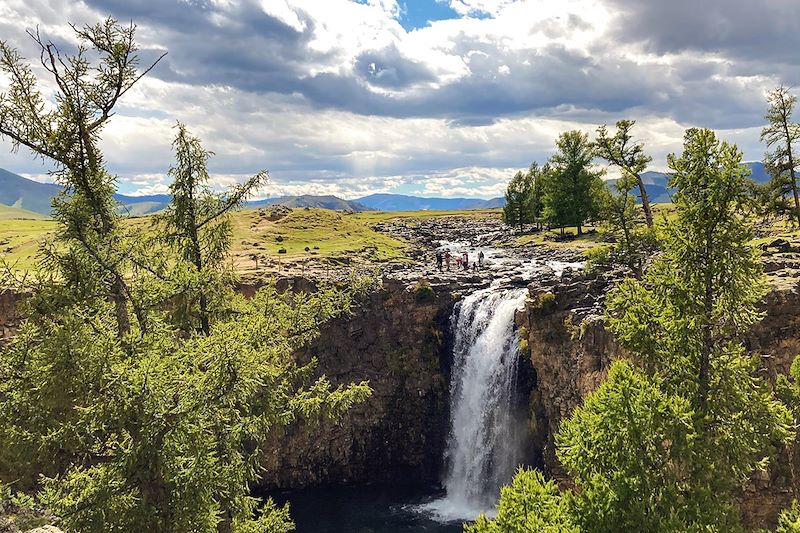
[420, 287, 528, 522]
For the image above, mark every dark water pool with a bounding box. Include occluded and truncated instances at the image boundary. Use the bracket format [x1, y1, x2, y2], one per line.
[270, 484, 466, 533]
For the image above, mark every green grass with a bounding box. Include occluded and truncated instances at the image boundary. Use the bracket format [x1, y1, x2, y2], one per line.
[514, 226, 607, 251]
[0, 218, 58, 271]
[0, 206, 414, 274]
[224, 208, 412, 271]
[513, 203, 678, 252]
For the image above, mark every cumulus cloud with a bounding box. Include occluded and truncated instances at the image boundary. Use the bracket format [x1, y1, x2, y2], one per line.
[0, 0, 792, 198]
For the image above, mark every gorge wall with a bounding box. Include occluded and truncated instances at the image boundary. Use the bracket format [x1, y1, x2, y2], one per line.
[256, 279, 459, 490]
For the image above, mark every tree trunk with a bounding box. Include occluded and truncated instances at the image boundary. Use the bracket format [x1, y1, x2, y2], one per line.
[781, 114, 800, 227]
[636, 175, 654, 228]
[112, 275, 131, 337]
[788, 164, 800, 227]
[697, 234, 714, 411]
[217, 511, 232, 533]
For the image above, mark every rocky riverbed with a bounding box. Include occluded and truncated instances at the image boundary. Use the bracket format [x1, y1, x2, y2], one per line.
[372, 214, 584, 292]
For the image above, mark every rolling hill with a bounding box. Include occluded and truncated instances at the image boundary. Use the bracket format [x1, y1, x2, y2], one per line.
[249, 195, 373, 212]
[0, 204, 49, 220]
[0, 168, 62, 214]
[0, 168, 173, 216]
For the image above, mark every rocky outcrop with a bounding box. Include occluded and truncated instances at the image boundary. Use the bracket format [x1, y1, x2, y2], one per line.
[518, 268, 626, 479]
[257, 279, 457, 489]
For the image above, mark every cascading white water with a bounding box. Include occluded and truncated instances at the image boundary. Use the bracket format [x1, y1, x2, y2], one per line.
[420, 287, 527, 522]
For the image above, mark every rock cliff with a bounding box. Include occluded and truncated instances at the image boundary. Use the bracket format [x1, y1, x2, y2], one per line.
[257, 278, 458, 489]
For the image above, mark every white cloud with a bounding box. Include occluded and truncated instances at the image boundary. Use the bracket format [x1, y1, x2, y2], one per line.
[0, 0, 790, 200]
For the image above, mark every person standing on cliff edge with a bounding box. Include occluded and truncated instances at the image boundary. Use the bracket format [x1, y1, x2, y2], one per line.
[435, 250, 443, 272]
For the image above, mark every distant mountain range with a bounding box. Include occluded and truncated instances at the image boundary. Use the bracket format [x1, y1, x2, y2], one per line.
[0, 162, 774, 217]
[626, 161, 771, 204]
[353, 193, 503, 211]
[0, 169, 505, 216]
[0, 168, 176, 216]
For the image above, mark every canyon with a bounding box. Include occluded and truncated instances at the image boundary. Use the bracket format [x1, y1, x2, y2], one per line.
[1, 214, 799, 531]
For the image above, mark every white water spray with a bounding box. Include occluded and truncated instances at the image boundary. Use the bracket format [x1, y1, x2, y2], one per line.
[421, 287, 527, 522]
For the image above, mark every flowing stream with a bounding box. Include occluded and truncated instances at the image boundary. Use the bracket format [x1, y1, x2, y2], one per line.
[420, 287, 528, 522]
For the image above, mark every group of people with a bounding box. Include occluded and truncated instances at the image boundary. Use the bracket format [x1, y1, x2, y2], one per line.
[435, 249, 485, 272]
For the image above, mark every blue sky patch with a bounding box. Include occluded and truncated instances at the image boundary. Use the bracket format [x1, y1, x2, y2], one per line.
[398, 0, 459, 30]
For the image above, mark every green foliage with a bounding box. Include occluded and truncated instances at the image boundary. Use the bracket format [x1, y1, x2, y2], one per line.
[594, 120, 654, 227]
[412, 278, 436, 304]
[596, 175, 658, 278]
[0, 280, 371, 532]
[151, 123, 267, 335]
[0, 22, 372, 533]
[543, 131, 605, 235]
[503, 163, 551, 229]
[0, 482, 50, 531]
[529, 291, 556, 316]
[604, 128, 791, 527]
[776, 501, 800, 533]
[0, 19, 167, 338]
[503, 170, 535, 229]
[558, 361, 705, 532]
[517, 326, 529, 356]
[465, 469, 578, 533]
[582, 244, 612, 272]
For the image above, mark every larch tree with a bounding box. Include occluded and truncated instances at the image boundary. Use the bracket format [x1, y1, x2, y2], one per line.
[594, 120, 654, 228]
[596, 173, 656, 279]
[503, 162, 552, 230]
[503, 170, 535, 229]
[155, 123, 268, 335]
[0, 20, 166, 338]
[761, 85, 800, 226]
[0, 20, 372, 533]
[545, 130, 605, 236]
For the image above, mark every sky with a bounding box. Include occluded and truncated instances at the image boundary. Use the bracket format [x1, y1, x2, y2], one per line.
[1, 0, 799, 200]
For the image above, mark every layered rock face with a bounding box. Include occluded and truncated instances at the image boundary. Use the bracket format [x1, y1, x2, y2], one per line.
[257, 279, 457, 489]
[518, 268, 626, 479]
